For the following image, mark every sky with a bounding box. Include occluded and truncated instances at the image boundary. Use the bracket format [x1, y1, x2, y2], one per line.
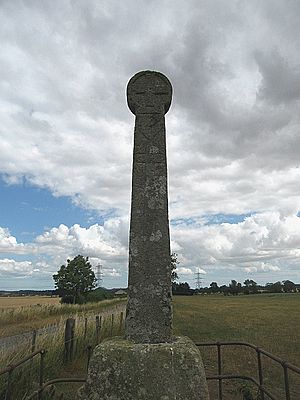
[1, 0, 300, 290]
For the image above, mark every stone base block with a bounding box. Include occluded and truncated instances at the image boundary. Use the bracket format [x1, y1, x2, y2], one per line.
[78, 336, 209, 400]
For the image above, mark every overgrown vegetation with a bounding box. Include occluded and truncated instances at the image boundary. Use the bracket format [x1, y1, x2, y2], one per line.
[0, 298, 126, 338]
[0, 308, 125, 399]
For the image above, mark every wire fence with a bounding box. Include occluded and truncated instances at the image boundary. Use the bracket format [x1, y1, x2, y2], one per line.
[0, 309, 125, 400]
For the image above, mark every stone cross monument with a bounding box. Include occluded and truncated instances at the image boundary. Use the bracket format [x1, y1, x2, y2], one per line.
[78, 71, 209, 400]
[125, 70, 172, 343]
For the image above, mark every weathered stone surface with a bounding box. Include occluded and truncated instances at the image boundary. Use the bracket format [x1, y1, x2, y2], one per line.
[77, 336, 210, 400]
[125, 71, 173, 344]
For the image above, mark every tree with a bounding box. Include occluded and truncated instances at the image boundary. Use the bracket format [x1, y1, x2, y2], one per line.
[229, 280, 238, 295]
[266, 281, 282, 293]
[283, 280, 296, 293]
[53, 255, 96, 304]
[172, 282, 194, 295]
[210, 282, 219, 294]
[219, 284, 229, 296]
[243, 279, 258, 294]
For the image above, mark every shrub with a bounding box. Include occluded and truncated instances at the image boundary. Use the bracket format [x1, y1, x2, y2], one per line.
[85, 288, 114, 303]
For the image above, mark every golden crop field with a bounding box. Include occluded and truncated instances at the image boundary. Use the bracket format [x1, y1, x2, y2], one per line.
[0, 297, 126, 338]
[0, 296, 60, 309]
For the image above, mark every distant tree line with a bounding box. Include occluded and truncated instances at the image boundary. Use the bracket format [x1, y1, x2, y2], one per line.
[0, 289, 56, 297]
[172, 279, 298, 296]
[170, 253, 298, 296]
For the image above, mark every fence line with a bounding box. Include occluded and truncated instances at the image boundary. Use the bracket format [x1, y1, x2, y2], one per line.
[195, 341, 300, 400]
[0, 309, 125, 399]
[2, 333, 300, 399]
[0, 302, 126, 353]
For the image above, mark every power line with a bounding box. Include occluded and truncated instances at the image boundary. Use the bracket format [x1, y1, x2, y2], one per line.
[95, 263, 103, 288]
[195, 268, 204, 290]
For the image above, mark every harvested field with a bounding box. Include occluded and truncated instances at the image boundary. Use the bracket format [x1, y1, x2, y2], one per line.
[0, 296, 60, 309]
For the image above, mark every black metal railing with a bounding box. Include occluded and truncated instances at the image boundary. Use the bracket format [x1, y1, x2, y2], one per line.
[0, 349, 46, 400]
[1, 341, 299, 399]
[26, 377, 86, 400]
[0, 347, 87, 400]
[196, 341, 300, 400]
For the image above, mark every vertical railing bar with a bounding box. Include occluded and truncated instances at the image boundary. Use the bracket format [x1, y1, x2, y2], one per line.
[84, 318, 88, 340]
[217, 342, 223, 400]
[282, 362, 290, 400]
[38, 350, 46, 400]
[87, 345, 93, 372]
[5, 369, 13, 400]
[257, 348, 265, 400]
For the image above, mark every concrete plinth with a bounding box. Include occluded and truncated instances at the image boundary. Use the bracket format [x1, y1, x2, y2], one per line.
[78, 336, 209, 400]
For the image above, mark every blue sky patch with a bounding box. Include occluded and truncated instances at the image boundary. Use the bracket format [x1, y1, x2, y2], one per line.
[0, 177, 103, 242]
[171, 213, 254, 227]
[204, 213, 254, 225]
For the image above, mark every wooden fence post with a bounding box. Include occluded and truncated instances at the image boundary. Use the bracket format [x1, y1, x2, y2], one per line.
[84, 318, 88, 340]
[110, 314, 114, 337]
[119, 311, 124, 333]
[31, 330, 37, 353]
[95, 315, 102, 344]
[64, 318, 75, 362]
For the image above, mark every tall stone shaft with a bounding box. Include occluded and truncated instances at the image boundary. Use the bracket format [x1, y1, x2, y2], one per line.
[125, 71, 173, 343]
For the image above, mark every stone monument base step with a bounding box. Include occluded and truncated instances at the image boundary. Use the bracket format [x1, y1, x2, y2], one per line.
[77, 336, 210, 400]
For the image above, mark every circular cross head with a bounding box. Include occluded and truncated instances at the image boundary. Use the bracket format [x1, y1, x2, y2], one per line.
[127, 71, 172, 115]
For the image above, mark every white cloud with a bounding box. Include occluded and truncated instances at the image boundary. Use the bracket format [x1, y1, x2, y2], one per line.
[245, 263, 281, 274]
[177, 267, 194, 276]
[0, 227, 29, 254]
[0, 227, 18, 249]
[0, 259, 33, 277]
[1, 0, 300, 220]
[0, 210, 300, 286]
[0, 219, 128, 285]
[1, 1, 300, 286]
[33, 220, 128, 278]
[171, 211, 300, 283]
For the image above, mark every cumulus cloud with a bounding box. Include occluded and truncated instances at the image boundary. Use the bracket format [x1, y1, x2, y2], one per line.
[244, 263, 281, 274]
[1, 1, 300, 286]
[1, 210, 300, 287]
[171, 211, 300, 283]
[0, 218, 128, 284]
[33, 219, 128, 281]
[1, 0, 300, 219]
[177, 267, 194, 276]
[35, 220, 127, 260]
[0, 227, 29, 254]
[0, 258, 34, 277]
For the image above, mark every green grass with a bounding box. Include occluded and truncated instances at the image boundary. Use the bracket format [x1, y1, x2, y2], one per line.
[2, 293, 300, 399]
[173, 293, 300, 364]
[173, 293, 300, 399]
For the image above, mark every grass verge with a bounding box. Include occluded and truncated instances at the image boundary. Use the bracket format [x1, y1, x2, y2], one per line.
[0, 298, 126, 338]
